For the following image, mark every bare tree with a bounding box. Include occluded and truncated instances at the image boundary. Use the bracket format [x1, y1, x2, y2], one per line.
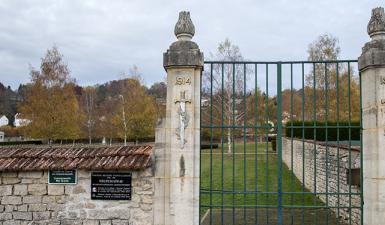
[202, 38, 246, 153]
[97, 97, 119, 146]
[304, 34, 359, 122]
[306, 33, 341, 90]
[118, 94, 128, 146]
[82, 87, 96, 144]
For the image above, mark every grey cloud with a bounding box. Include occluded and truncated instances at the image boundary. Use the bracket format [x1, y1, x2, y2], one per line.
[0, 0, 382, 89]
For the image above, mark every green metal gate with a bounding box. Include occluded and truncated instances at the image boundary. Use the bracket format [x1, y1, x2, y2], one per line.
[200, 60, 362, 225]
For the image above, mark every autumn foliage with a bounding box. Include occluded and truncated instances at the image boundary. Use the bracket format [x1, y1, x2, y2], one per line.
[19, 47, 81, 142]
[17, 47, 157, 143]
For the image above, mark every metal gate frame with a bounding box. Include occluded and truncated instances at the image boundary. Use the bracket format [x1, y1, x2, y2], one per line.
[200, 60, 363, 225]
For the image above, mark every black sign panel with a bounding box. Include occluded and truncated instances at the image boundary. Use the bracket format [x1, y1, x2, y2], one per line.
[91, 172, 132, 200]
[48, 170, 77, 184]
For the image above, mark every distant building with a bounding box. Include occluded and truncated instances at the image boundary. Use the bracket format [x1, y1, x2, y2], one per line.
[0, 131, 4, 142]
[156, 97, 166, 105]
[282, 111, 297, 125]
[0, 115, 9, 127]
[201, 97, 209, 107]
[13, 113, 31, 127]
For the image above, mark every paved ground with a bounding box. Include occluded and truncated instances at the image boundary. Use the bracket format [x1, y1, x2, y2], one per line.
[200, 208, 345, 225]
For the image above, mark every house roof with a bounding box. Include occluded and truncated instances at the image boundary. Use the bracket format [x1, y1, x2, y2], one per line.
[14, 113, 27, 119]
[0, 145, 152, 172]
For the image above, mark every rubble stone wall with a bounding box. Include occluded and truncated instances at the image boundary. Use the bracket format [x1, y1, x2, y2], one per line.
[0, 169, 154, 225]
[282, 138, 361, 225]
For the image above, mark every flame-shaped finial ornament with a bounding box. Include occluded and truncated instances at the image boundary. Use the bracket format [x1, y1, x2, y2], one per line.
[367, 7, 385, 39]
[174, 11, 195, 41]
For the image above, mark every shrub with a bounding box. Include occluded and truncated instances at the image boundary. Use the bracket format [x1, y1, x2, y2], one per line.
[285, 121, 360, 141]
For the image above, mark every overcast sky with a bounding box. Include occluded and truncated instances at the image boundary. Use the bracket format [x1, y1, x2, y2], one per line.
[0, 0, 382, 89]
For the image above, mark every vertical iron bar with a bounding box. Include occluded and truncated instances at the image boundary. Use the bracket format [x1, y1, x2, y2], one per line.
[254, 63, 259, 224]
[290, 63, 294, 225]
[336, 62, 340, 225]
[265, 63, 269, 224]
[232, 63, 236, 225]
[199, 63, 203, 225]
[325, 63, 330, 225]
[301, 63, 305, 225]
[209, 63, 213, 225]
[221, 63, 224, 225]
[313, 62, 318, 225]
[243, 64, 247, 225]
[277, 62, 283, 225]
[347, 63, 352, 225]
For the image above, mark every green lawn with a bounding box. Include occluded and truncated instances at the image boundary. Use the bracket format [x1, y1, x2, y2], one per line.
[200, 142, 323, 215]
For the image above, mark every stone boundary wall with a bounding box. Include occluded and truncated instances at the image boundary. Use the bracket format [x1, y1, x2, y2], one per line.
[282, 137, 361, 225]
[0, 169, 154, 225]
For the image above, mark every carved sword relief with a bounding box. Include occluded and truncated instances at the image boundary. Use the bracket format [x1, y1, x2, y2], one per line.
[380, 76, 385, 105]
[175, 91, 191, 149]
[381, 76, 385, 85]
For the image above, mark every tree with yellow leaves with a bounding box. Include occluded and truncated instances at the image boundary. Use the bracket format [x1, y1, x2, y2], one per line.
[114, 77, 156, 145]
[19, 47, 81, 143]
[304, 34, 360, 122]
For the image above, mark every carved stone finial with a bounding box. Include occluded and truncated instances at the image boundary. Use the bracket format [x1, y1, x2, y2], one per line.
[359, 7, 385, 71]
[367, 7, 385, 39]
[174, 11, 195, 41]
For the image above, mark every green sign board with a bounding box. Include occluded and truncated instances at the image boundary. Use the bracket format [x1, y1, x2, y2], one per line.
[48, 170, 77, 184]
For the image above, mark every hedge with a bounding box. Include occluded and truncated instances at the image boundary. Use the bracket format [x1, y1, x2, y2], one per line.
[0, 140, 43, 146]
[201, 143, 219, 150]
[285, 121, 360, 141]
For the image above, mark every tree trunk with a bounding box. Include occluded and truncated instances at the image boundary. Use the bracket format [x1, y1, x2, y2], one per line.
[227, 94, 233, 154]
[227, 128, 232, 154]
[88, 127, 92, 144]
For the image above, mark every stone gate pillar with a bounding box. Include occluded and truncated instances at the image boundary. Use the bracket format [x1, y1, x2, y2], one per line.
[358, 7, 385, 225]
[154, 11, 203, 225]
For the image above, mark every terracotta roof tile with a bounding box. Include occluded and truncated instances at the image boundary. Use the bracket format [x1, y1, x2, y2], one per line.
[0, 145, 153, 172]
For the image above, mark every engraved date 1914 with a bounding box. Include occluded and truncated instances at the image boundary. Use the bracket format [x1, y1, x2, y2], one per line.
[175, 76, 191, 85]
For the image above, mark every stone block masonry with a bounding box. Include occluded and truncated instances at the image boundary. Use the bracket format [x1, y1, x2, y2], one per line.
[358, 7, 385, 225]
[0, 169, 154, 225]
[282, 138, 361, 225]
[0, 145, 155, 224]
[154, 11, 203, 225]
